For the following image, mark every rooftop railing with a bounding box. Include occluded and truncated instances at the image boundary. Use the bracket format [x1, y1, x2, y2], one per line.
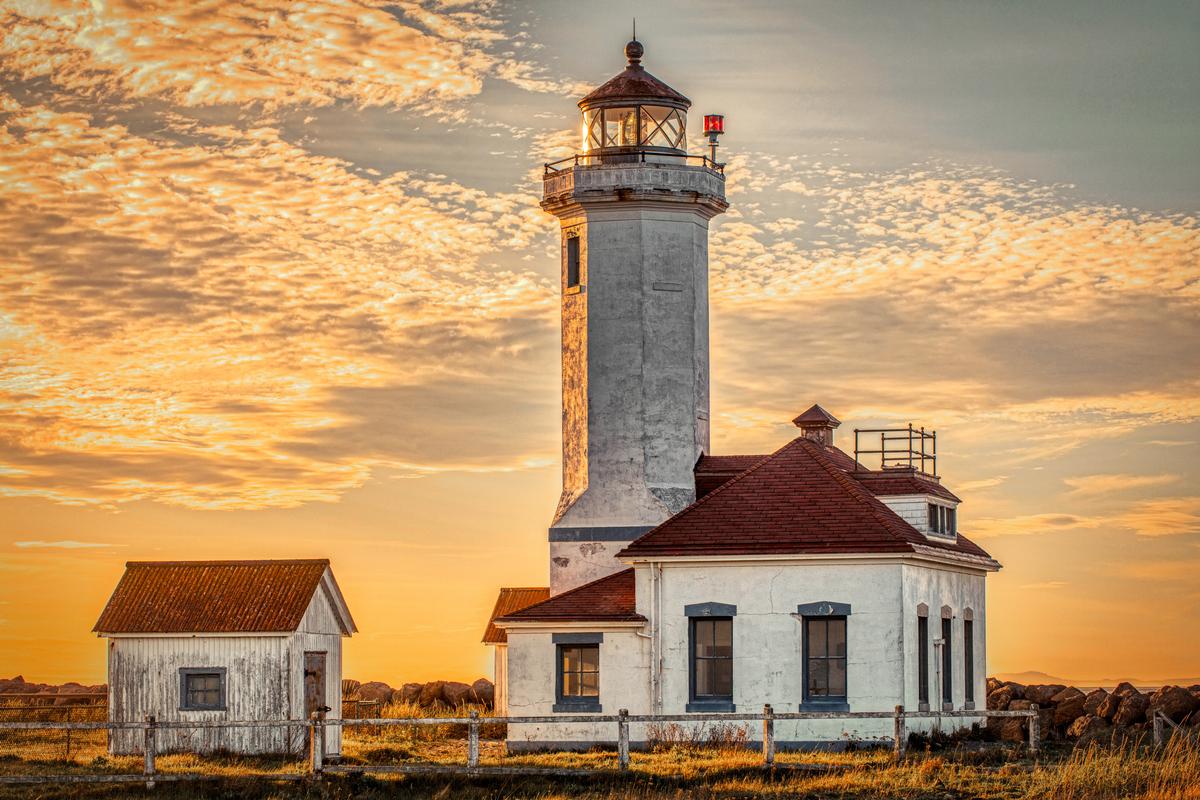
[853, 425, 937, 476]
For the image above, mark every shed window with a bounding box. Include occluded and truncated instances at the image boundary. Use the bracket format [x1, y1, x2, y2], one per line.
[805, 617, 847, 703]
[179, 668, 225, 711]
[691, 618, 733, 704]
[566, 236, 581, 288]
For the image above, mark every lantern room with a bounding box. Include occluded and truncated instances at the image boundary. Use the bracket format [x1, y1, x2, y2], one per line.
[578, 38, 690, 156]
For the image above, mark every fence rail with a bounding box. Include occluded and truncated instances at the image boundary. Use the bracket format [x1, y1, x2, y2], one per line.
[6, 706, 1185, 787]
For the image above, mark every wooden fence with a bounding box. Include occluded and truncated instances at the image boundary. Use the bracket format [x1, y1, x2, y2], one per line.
[1, 706, 1184, 788]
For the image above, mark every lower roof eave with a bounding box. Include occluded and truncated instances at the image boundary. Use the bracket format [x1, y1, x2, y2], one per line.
[620, 549, 1001, 573]
[492, 619, 647, 633]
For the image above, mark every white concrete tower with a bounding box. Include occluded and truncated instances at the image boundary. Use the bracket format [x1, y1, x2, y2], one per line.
[541, 38, 728, 594]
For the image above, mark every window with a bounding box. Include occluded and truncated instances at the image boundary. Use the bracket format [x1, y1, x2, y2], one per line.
[690, 618, 733, 707]
[918, 615, 929, 708]
[941, 616, 953, 709]
[928, 504, 958, 536]
[565, 236, 580, 289]
[964, 619, 975, 705]
[179, 668, 225, 711]
[805, 617, 847, 703]
[602, 107, 638, 147]
[553, 633, 602, 712]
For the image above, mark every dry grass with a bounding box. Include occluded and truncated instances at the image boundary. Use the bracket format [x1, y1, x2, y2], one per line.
[0, 702, 1196, 799]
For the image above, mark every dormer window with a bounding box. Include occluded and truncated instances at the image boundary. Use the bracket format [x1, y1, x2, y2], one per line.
[928, 503, 957, 537]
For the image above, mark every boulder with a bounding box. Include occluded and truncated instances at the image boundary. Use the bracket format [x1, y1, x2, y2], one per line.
[356, 681, 394, 705]
[1054, 694, 1087, 728]
[1112, 681, 1139, 697]
[418, 681, 447, 708]
[1009, 699, 1033, 711]
[1150, 685, 1200, 724]
[1024, 684, 1066, 705]
[441, 681, 474, 708]
[395, 683, 423, 705]
[0, 676, 39, 694]
[1038, 706, 1056, 740]
[471, 678, 495, 708]
[1068, 714, 1111, 740]
[1004, 682, 1027, 700]
[987, 685, 1015, 711]
[1083, 689, 1109, 716]
[1097, 691, 1123, 721]
[1050, 686, 1085, 705]
[987, 677, 1002, 695]
[1113, 692, 1150, 727]
[999, 717, 1026, 742]
[52, 684, 99, 706]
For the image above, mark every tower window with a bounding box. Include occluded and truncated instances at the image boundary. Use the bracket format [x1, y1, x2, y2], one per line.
[566, 236, 581, 288]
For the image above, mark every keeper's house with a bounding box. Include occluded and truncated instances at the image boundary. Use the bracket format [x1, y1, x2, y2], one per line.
[94, 559, 356, 756]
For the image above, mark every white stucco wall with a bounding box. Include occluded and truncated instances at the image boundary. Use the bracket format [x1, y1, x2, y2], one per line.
[503, 557, 992, 748]
[901, 562, 988, 734]
[504, 627, 651, 748]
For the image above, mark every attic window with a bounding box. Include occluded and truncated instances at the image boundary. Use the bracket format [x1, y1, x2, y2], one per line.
[928, 503, 957, 537]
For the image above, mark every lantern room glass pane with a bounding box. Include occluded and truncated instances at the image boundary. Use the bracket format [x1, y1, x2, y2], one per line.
[583, 108, 603, 152]
[640, 105, 686, 149]
[603, 107, 638, 147]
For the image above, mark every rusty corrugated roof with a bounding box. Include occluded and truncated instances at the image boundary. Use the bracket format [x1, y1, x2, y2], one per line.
[94, 559, 333, 634]
[482, 587, 550, 644]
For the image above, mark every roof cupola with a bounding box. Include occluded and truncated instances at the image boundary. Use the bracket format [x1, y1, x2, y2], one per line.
[793, 404, 842, 447]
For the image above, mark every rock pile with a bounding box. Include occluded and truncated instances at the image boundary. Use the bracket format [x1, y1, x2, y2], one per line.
[343, 678, 495, 710]
[985, 677, 1200, 743]
[0, 676, 106, 705]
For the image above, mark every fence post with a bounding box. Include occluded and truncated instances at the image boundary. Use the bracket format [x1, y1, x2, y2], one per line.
[617, 708, 630, 771]
[1028, 705, 1040, 755]
[762, 704, 775, 766]
[143, 715, 156, 790]
[1153, 712, 1165, 748]
[468, 709, 480, 768]
[309, 710, 325, 778]
[893, 705, 905, 762]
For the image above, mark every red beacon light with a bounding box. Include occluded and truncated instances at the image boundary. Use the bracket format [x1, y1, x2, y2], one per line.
[703, 114, 724, 164]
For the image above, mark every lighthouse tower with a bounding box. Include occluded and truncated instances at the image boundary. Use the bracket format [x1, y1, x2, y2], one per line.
[541, 38, 728, 593]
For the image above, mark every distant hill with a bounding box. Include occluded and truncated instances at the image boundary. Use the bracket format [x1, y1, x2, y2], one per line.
[995, 670, 1200, 688]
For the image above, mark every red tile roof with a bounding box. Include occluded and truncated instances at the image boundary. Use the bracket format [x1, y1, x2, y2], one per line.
[695, 454, 770, 499]
[625, 437, 994, 562]
[94, 560, 338, 634]
[495, 569, 645, 624]
[482, 587, 550, 644]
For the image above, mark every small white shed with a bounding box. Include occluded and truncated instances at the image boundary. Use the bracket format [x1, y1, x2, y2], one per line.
[94, 559, 356, 756]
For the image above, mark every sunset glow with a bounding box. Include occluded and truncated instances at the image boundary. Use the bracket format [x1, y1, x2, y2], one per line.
[1, 1, 1198, 687]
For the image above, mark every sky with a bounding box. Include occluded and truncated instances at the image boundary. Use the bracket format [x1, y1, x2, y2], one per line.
[1, 0, 1198, 686]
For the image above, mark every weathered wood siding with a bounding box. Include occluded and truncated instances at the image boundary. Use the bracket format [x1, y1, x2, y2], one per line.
[290, 581, 345, 754]
[107, 635, 294, 755]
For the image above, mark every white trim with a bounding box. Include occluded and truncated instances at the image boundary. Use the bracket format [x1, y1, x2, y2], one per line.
[493, 620, 647, 633]
[320, 568, 358, 635]
[621, 550, 999, 573]
[875, 493, 959, 507]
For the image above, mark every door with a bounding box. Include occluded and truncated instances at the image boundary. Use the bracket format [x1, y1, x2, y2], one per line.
[304, 652, 327, 718]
